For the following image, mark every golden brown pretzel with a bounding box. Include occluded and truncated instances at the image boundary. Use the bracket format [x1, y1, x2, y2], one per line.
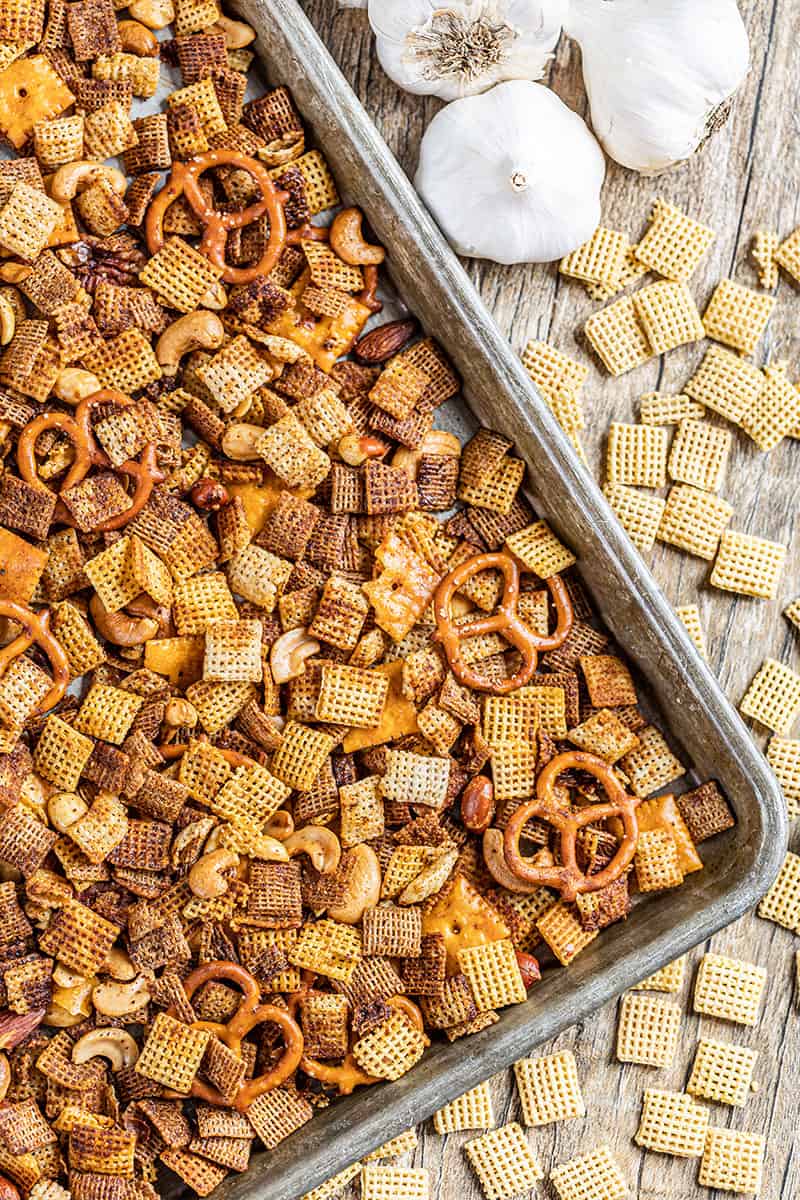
[0, 601, 69, 715]
[170, 960, 304, 1110]
[433, 550, 573, 695]
[503, 750, 641, 902]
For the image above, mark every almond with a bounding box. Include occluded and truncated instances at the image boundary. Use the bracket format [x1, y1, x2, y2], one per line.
[0, 1006, 46, 1050]
[354, 318, 418, 363]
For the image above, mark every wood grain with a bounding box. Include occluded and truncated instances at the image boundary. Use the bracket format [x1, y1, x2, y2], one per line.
[300, 3, 799, 1197]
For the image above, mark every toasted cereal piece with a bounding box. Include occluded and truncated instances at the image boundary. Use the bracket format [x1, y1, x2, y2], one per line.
[560, 226, 629, 289]
[360, 1165, 430, 1200]
[39, 899, 118, 975]
[676, 782, 735, 843]
[197, 336, 273, 414]
[0, 182, 63, 261]
[740, 363, 800, 450]
[33, 714, 94, 790]
[504, 520, 575, 577]
[203, 619, 263, 683]
[381, 749, 450, 809]
[634, 828, 685, 892]
[633, 956, 686, 993]
[605, 422, 668, 488]
[536, 901, 598, 966]
[699, 1127, 765, 1195]
[289, 918, 361, 983]
[693, 953, 766, 1026]
[464, 1123, 543, 1200]
[68, 791, 128, 863]
[458, 453, 525, 517]
[602, 483, 665, 553]
[710, 529, 786, 599]
[635, 1089, 709, 1157]
[69, 1125, 136, 1176]
[579, 655, 637, 708]
[640, 391, 706, 425]
[338, 776, 384, 848]
[514, 1049, 584, 1127]
[352, 1009, 428, 1080]
[684, 344, 765, 426]
[550, 1145, 627, 1200]
[584, 294, 653, 375]
[0, 657, 53, 727]
[483, 690, 539, 747]
[0, 804, 57, 876]
[675, 604, 708, 660]
[93, 51, 159, 98]
[81, 328, 161, 394]
[633, 280, 705, 354]
[301, 1163, 361, 1200]
[272, 722, 335, 792]
[667, 419, 731, 493]
[616, 990, 680, 1066]
[259, 413, 331, 491]
[457, 939, 527, 1010]
[687, 1038, 758, 1108]
[703, 278, 775, 356]
[307, 573, 366, 650]
[361, 1130, 419, 1162]
[766, 738, 800, 819]
[757, 850, 800, 931]
[568, 708, 640, 763]
[620, 726, 685, 796]
[139, 236, 224, 314]
[635, 199, 715, 283]
[227, 545, 292, 611]
[173, 572, 238, 636]
[73, 682, 143, 745]
[740, 658, 800, 736]
[751, 230, 780, 289]
[136, 1012, 210, 1093]
[488, 740, 538, 802]
[433, 1082, 495, 1134]
[657, 484, 734, 560]
[160, 1147, 228, 1196]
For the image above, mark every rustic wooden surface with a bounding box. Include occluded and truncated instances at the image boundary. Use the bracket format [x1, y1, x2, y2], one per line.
[300, 4, 799, 1197]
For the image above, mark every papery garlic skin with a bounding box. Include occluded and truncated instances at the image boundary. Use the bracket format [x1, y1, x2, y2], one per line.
[415, 80, 605, 264]
[368, 0, 567, 101]
[566, 0, 750, 173]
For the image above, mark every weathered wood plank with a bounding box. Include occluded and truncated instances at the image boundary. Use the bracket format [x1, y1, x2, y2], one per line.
[300, 3, 799, 1196]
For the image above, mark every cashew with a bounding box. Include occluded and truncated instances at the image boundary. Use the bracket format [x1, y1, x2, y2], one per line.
[47, 974, 95, 1026]
[264, 810, 294, 841]
[90, 593, 159, 647]
[482, 829, 554, 894]
[221, 422, 266, 462]
[156, 312, 225, 376]
[284, 826, 341, 874]
[0, 293, 16, 346]
[328, 845, 381, 924]
[164, 698, 198, 728]
[53, 963, 85, 988]
[188, 847, 239, 898]
[329, 208, 386, 267]
[50, 162, 127, 204]
[48, 792, 88, 834]
[53, 367, 102, 406]
[72, 1028, 139, 1071]
[210, 13, 255, 47]
[269, 627, 320, 685]
[102, 947, 136, 981]
[337, 433, 386, 467]
[116, 18, 159, 54]
[92, 975, 151, 1018]
[0, 264, 30, 284]
[127, 0, 174, 28]
[0, 1051, 9, 1102]
[127, 594, 173, 638]
[199, 282, 227, 310]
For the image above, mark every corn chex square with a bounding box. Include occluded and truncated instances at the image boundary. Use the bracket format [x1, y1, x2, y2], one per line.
[362, 1130, 418, 1163]
[560, 226, 629, 289]
[381, 749, 450, 809]
[693, 953, 767, 1026]
[33, 714, 94, 790]
[640, 391, 706, 425]
[699, 1127, 765, 1195]
[360, 1166, 430, 1200]
[464, 1123, 543, 1200]
[657, 485, 733, 560]
[315, 663, 388, 728]
[73, 682, 143, 744]
[766, 737, 800, 818]
[703, 278, 775, 356]
[687, 1038, 758, 1107]
[635, 828, 685, 892]
[603, 483, 666, 553]
[550, 1145, 627, 1200]
[616, 991, 681, 1066]
[752, 228, 780, 289]
[741, 364, 800, 450]
[757, 850, 800, 932]
[774, 225, 800, 282]
[457, 939, 527, 1011]
[536, 901, 598, 965]
[606, 422, 668, 488]
[271, 722, 335, 791]
[684, 345, 765, 426]
[740, 658, 800, 736]
[635, 199, 715, 283]
[203, 619, 263, 683]
[633, 280, 705, 354]
[632, 956, 686, 993]
[135, 1012, 210, 1094]
[514, 1049, 585, 1126]
[433, 1082, 495, 1134]
[584, 295, 653, 376]
[620, 725, 685, 796]
[289, 918, 361, 983]
[352, 1011, 428, 1081]
[635, 1089, 709, 1157]
[504, 520, 575, 577]
[710, 530, 786, 599]
[675, 604, 708, 660]
[668, 419, 731, 492]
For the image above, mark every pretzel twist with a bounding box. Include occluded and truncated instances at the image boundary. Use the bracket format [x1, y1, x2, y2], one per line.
[433, 550, 573, 695]
[170, 960, 304, 1110]
[0, 601, 69, 715]
[502, 750, 641, 902]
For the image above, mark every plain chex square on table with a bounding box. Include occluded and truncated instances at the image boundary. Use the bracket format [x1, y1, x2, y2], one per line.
[702, 278, 775, 355]
[740, 658, 800, 736]
[616, 992, 681, 1066]
[699, 1127, 765, 1195]
[464, 1123, 543, 1200]
[687, 1038, 759, 1107]
[550, 1145, 628, 1200]
[709, 529, 787, 599]
[767, 737, 800, 818]
[433, 1082, 495, 1134]
[693, 953, 767, 1026]
[635, 1089, 709, 1157]
[683, 344, 765, 425]
[667, 418, 732, 492]
[605, 422, 668, 488]
[657, 485, 734, 560]
[360, 1165, 430, 1200]
[603, 483, 666, 552]
[632, 956, 686, 993]
[514, 1049, 585, 1125]
[757, 850, 800, 932]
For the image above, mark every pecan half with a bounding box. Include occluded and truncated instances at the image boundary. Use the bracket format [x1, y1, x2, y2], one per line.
[355, 318, 418, 363]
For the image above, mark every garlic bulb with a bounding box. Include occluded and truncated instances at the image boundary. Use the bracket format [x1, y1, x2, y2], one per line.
[368, 0, 567, 101]
[566, 0, 750, 173]
[415, 80, 605, 264]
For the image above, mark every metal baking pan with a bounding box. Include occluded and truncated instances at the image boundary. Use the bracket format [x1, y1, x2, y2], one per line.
[214, 2, 787, 1196]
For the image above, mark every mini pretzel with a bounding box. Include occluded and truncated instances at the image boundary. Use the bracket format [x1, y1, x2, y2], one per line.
[433, 550, 573, 695]
[503, 750, 641, 901]
[146, 149, 288, 285]
[170, 960, 304, 1110]
[0, 600, 69, 715]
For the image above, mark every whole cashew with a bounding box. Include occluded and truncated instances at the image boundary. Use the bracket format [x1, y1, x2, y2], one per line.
[53, 368, 102, 406]
[188, 848, 239, 898]
[127, 594, 173, 638]
[329, 208, 386, 267]
[92, 975, 151, 1018]
[72, 1028, 139, 1071]
[50, 162, 127, 204]
[164, 697, 198, 728]
[327, 845, 381, 924]
[156, 312, 225, 376]
[210, 14, 255, 47]
[116, 18, 159, 54]
[199, 282, 228, 310]
[47, 792, 88, 834]
[102, 947, 137, 981]
[337, 433, 387, 467]
[0, 264, 30, 284]
[127, 0, 173, 27]
[269, 627, 321, 685]
[265, 810, 294, 841]
[482, 829, 555, 894]
[220, 422, 267, 462]
[172, 817, 217, 871]
[284, 826, 341, 874]
[0, 292, 16, 346]
[89, 593, 159, 647]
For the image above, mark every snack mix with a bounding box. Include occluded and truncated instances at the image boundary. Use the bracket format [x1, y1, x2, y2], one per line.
[0, 5, 736, 1198]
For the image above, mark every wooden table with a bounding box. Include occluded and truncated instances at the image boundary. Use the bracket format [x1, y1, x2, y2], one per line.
[301, 4, 799, 1196]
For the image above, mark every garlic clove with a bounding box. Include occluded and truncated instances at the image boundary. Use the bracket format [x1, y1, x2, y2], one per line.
[415, 79, 605, 264]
